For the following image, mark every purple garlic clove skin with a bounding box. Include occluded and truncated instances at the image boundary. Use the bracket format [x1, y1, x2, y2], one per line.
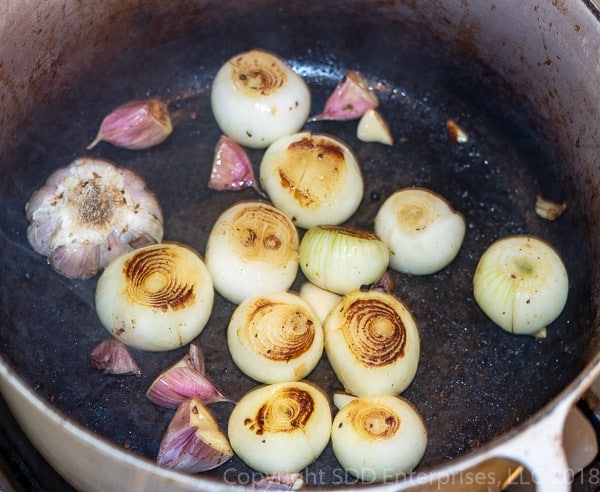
[310, 70, 379, 121]
[87, 98, 173, 150]
[25, 157, 163, 279]
[90, 338, 141, 376]
[146, 344, 231, 408]
[157, 399, 233, 473]
[208, 135, 266, 197]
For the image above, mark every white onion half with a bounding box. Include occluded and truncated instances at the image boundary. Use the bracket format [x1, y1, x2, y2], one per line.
[374, 187, 465, 275]
[227, 291, 323, 383]
[260, 131, 364, 228]
[205, 201, 299, 304]
[331, 394, 427, 482]
[210, 49, 311, 149]
[228, 381, 332, 474]
[473, 235, 569, 335]
[324, 289, 420, 396]
[95, 243, 214, 351]
[299, 225, 389, 295]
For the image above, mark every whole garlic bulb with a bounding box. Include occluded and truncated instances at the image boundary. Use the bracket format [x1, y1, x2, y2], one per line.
[25, 157, 163, 279]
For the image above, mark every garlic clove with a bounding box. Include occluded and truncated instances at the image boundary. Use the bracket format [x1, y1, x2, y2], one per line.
[208, 135, 266, 197]
[211, 49, 311, 149]
[259, 131, 364, 229]
[95, 242, 214, 351]
[205, 201, 299, 305]
[25, 158, 163, 279]
[90, 338, 141, 376]
[374, 187, 466, 275]
[227, 291, 324, 383]
[370, 270, 396, 294]
[299, 281, 341, 324]
[473, 235, 569, 335]
[87, 98, 173, 150]
[310, 70, 378, 121]
[324, 289, 420, 396]
[357, 109, 393, 145]
[157, 398, 233, 473]
[331, 394, 427, 482]
[228, 381, 332, 474]
[299, 225, 390, 295]
[146, 344, 230, 408]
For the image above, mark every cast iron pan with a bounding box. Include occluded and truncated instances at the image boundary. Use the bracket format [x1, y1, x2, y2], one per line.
[0, 2, 594, 487]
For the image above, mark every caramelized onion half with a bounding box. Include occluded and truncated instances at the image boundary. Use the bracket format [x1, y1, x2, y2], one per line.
[205, 201, 299, 304]
[324, 289, 420, 395]
[95, 243, 214, 351]
[331, 394, 427, 482]
[374, 187, 465, 275]
[228, 381, 332, 474]
[227, 291, 323, 383]
[259, 131, 364, 229]
[211, 49, 310, 149]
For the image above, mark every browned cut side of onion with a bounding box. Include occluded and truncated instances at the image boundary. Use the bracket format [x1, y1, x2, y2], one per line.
[324, 289, 420, 396]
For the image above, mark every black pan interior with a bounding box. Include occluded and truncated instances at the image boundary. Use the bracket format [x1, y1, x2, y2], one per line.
[0, 2, 594, 487]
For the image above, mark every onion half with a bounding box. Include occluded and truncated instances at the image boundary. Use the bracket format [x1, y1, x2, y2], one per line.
[299, 225, 389, 295]
[259, 131, 364, 228]
[227, 291, 323, 383]
[205, 201, 299, 304]
[473, 235, 569, 335]
[331, 394, 427, 482]
[374, 187, 465, 275]
[210, 49, 310, 149]
[324, 289, 420, 396]
[228, 381, 332, 474]
[95, 243, 214, 351]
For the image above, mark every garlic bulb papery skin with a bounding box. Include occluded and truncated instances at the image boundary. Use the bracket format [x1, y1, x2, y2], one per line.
[299, 225, 390, 295]
[157, 398, 233, 473]
[87, 98, 173, 150]
[260, 131, 364, 229]
[210, 49, 311, 149]
[205, 201, 299, 305]
[228, 381, 332, 474]
[227, 291, 323, 383]
[25, 157, 163, 279]
[324, 289, 420, 396]
[331, 395, 427, 482]
[357, 109, 393, 145]
[374, 187, 466, 275]
[473, 235, 569, 335]
[299, 282, 341, 324]
[95, 243, 214, 351]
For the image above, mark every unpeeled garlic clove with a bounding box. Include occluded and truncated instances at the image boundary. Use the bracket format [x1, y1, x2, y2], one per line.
[310, 70, 378, 121]
[87, 98, 172, 150]
[157, 398, 233, 473]
[208, 135, 266, 197]
[146, 344, 230, 408]
[90, 338, 141, 376]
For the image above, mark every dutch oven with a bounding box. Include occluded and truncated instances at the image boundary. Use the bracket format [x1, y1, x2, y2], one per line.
[2, 0, 600, 490]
